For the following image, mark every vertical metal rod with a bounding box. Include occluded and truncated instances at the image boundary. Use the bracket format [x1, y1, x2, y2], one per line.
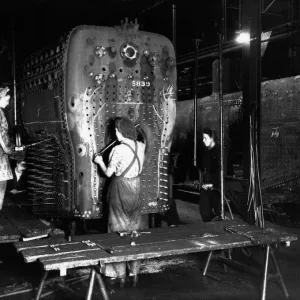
[12, 25, 17, 126]
[261, 245, 270, 300]
[203, 251, 213, 275]
[35, 271, 48, 300]
[172, 4, 176, 55]
[270, 248, 290, 299]
[193, 39, 199, 167]
[239, 0, 242, 29]
[219, 24, 225, 220]
[223, 0, 227, 41]
[95, 272, 110, 300]
[86, 268, 96, 300]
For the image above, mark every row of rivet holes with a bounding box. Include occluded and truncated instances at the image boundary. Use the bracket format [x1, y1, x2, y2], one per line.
[23, 50, 63, 81]
[85, 94, 163, 126]
[86, 106, 166, 134]
[22, 50, 64, 89]
[24, 57, 61, 78]
[22, 65, 63, 92]
[264, 176, 300, 190]
[24, 45, 63, 70]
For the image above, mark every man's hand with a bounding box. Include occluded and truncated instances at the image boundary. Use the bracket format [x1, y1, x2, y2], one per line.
[10, 189, 18, 194]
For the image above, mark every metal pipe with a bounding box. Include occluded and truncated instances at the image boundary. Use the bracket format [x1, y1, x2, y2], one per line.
[239, 0, 242, 30]
[223, 0, 227, 41]
[172, 4, 176, 55]
[12, 26, 17, 126]
[193, 39, 199, 167]
[219, 22, 225, 220]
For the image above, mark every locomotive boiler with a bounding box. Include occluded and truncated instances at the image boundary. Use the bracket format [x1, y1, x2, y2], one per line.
[172, 75, 300, 205]
[18, 21, 176, 220]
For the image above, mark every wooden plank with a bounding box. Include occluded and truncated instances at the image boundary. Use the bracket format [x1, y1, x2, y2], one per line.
[16, 220, 297, 264]
[19, 230, 216, 263]
[0, 213, 21, 243]
[17, 221, 240, 262]
[2, 206, 52, 239]
[39, 230, 297, 272]
[14, 220, 243, 253]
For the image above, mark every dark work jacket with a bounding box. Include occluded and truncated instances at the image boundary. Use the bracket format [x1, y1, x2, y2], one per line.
[201, 144, 221, 189]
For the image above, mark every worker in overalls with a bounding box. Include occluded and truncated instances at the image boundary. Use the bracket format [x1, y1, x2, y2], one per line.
[93, 116, 146, 286]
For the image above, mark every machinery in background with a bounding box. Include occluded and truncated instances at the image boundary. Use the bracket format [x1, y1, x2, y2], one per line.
[172, 71, 300, 224]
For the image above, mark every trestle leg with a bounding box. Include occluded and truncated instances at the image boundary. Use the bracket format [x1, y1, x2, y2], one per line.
[35, 271, 48, 300]
[269, 247, 289, 299]
[86, 268, 96, 300]
[203, 251, 213, 276]
[261, 245, 270, 300]
[261, 245, 290, 300]
[95, 270, 110, 300]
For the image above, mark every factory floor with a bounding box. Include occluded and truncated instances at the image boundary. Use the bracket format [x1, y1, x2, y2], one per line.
[0, 198, 300, 300]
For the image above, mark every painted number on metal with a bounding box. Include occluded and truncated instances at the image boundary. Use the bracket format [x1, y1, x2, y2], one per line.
[132, 80, 151, 87]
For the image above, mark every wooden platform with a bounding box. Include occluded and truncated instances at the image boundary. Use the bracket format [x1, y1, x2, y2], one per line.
[14, 220, 298, 300]
[0, 205, 53, 243]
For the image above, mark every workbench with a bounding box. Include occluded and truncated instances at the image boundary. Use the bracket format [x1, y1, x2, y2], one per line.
[0, 205, 53, 243]
[14, 219, 297, 300]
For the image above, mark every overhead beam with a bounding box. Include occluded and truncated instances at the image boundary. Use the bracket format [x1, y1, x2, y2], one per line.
[263, 0, 276, 13]
[228, 5, 285, 18]
[138, 0, 170, 15]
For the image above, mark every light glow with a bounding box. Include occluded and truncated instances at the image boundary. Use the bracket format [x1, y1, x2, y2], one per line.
[236, 31, 250, 44]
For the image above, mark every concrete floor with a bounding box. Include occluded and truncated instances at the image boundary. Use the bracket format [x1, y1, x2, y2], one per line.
[0, 199, 300, 300]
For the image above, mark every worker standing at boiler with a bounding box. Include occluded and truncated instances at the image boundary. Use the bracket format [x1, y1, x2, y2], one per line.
[93, 116, 146, 285]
